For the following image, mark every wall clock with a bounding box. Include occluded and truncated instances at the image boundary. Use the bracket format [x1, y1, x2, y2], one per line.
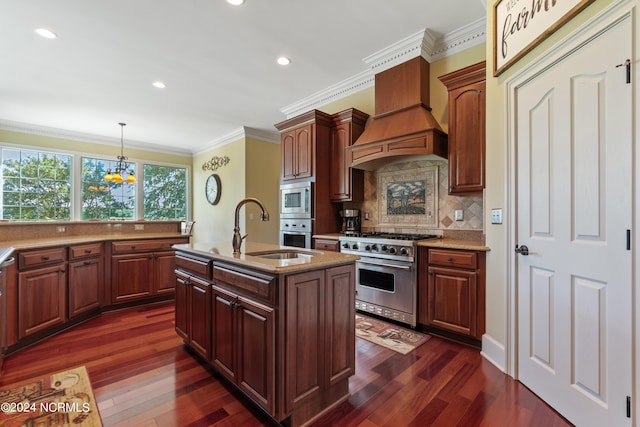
[205, 174, 222, 205]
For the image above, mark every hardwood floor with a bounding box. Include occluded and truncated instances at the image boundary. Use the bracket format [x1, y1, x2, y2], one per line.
[0, 303, 571, 426]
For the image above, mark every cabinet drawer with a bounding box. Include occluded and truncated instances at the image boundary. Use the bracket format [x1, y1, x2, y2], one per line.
[69, 242, 103, 260]
[19, 247, 66, 270]
[176, 253, 212, 278]
[428, 249, 477, 269]
[313, 239, 339, 252]
[213, 263, 276, 305]
[111, 239, 184, 254]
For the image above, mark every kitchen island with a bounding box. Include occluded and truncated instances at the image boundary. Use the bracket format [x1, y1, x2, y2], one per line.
[173, 241, 358, 427]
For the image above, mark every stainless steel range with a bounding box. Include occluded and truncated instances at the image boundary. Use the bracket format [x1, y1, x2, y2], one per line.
[339, 232, 440, 327]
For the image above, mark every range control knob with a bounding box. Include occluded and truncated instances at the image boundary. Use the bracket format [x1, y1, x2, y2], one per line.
[388, 247, 397, 255]
[352, 243, 359, 250]
[400, 247, 409, 256]
[342, 243, 349, 249]
[365, 245, 371, 251]
[371, 244, 378, 252]
[381, 245, 388, 252]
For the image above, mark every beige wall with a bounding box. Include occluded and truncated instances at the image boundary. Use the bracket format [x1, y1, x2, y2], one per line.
[192, 136, 280, 246]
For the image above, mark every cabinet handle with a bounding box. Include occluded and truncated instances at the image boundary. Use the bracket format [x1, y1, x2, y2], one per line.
[59, 269, 66, 273]
[84, 249, 92, 254]
[83, 261, 94, 266]
[42, 256, 50, 261]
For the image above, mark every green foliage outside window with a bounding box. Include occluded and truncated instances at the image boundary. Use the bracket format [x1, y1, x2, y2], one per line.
[1, 148, 72, 221]
[143, 164, 187, 220]
[81, 157, 135, 220]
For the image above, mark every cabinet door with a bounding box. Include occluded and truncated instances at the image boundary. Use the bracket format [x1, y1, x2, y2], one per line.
[188, 276, 211, 360]
[111, 254, 154, 303]
[68, 258, 102, 318]
[285, 269, 324, 412]
[237, 296, 275, 415]
[330, 123, 350, 201]
[155, 251, 177, 295]
[211, 285, 237, 382]
[18, 265, 66, 338]
[281, 130, 297, 180]
[448, 80, 485, 193]
[174, 272, 189, 341]
[427, 266, 477, 337]
[325, 264, 355, 386]
[293, 124, 313, 179]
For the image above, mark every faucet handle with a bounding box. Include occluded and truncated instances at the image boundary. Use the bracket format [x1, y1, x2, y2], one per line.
[241, 234, 248, 241]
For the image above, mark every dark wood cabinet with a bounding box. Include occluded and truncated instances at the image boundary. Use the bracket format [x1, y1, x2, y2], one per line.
[68, 242, 102, 318]
[439, 61, 486, 194]
[211, 266, 276, 416]
[312, 238, 339, 252]
[109, 238, 188, 305]
[330, 109, 369, 202]
[175, 270, 211, 360]
[418, 247, 486, 343]
[276, 110, 341, 235]
[17, 247, 67, 339]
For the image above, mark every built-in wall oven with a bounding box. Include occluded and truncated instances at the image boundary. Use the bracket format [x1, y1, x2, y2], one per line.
[280, 182, 313, 248]
[339, 232, 440, 327]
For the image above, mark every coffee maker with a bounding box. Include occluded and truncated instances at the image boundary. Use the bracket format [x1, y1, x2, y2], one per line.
[339, 209, 361, 235]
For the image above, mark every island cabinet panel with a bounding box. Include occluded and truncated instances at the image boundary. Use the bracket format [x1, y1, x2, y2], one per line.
[211, 281, 275, 416]
[111, 254, 155, 303]
[324, 264, 355, 386]
[175, 269, 212, 360]
[155, 251, 178, 295]
[285, 269, 325, 413]
[68, 242, 103, 319]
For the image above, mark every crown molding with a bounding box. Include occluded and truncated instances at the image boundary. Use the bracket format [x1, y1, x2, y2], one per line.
[281, 21, 486, 119]
[194, 126, 280, 156]
[0, 119, 193, 156]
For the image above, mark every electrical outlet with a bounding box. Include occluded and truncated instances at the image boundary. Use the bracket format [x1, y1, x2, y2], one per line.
[454, 210, 463, 221]
[364, 212, 370, 221]
[134, 224, 144, 231]
[491, 208, 503, 224]
[56, 226, 66, 233]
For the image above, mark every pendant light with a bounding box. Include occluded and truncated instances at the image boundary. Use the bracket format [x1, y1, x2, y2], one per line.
[104, 123, 136, 183]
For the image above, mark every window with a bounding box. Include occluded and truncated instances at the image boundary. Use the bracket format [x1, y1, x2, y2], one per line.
[143, 164, 187, 220]
[1, 148, 72, 221]
[81, 157, 136, 220]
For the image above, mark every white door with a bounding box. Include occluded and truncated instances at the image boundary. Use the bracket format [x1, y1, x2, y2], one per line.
[515, 15, 632, 427]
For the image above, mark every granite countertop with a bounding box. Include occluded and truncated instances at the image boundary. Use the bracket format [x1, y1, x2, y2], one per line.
[174, 241, 359, 274]
[1, 233, 189, 251]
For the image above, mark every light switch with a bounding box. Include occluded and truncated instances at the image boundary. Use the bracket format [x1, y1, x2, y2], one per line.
[491, 208, 503, 224]
[454, 210, 463, 221]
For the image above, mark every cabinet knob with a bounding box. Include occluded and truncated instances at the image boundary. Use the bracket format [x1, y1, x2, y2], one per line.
[42, 256, 50, 261]
[447, 257, 453, 262]
[85, 249, 92, 254]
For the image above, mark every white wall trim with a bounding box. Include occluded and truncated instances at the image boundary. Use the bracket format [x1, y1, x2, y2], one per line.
[281, 21, 486, 119]
[481, 333, 507, 372]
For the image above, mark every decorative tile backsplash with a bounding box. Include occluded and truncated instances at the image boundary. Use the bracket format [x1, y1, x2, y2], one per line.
[346, 158, 483, 233]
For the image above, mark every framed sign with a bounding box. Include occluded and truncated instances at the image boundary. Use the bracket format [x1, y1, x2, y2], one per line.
[493, 0, 595, 76]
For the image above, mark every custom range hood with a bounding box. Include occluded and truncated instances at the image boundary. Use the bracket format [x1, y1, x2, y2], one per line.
[347, 56, 447, 170]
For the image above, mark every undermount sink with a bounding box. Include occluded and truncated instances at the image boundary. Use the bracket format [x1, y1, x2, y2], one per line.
[247, 250, 318, 260]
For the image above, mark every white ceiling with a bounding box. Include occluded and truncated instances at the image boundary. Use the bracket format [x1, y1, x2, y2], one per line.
[0, 1, 486, 155]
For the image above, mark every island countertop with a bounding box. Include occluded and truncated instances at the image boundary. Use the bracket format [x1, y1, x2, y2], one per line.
[173, 241, 359, 274]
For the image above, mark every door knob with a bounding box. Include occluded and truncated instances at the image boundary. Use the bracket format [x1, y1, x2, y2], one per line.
[515, 244, 529, 256]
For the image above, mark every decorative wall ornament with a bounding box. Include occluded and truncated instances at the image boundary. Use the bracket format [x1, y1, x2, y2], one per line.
[202, 155, 230, 172]
[378, 165, 438, 228]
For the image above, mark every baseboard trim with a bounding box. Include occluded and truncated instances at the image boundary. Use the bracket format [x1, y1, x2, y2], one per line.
[480, 333, 506, 373]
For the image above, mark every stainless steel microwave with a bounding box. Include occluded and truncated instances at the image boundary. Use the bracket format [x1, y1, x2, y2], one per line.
[280, 182, 312, 218]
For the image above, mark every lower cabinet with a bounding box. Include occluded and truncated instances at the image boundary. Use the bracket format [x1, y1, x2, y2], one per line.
[175, 271, 211, 359]
[312, 238, 340, 252]
[418, 247, 486, 343]
[18, 264, 67, 339]
[68, 243, 103, 318]
[211, 284, 275, 414]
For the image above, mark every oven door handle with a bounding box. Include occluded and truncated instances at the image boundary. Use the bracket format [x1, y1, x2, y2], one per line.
[357, 259, 413, 271]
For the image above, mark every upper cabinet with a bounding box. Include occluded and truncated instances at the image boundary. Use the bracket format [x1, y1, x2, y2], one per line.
[275, 110, 333, 182]
[330, 109, 369, 202]
[439, 61, 486, 194]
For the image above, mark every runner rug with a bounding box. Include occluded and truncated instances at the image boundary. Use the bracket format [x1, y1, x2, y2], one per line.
[0, 365, 102, 426]
[355, 313, 430, 355]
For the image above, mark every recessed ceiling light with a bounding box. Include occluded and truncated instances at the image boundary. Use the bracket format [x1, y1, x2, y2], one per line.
[226, 0, 245, 5]
[152, 81, 167, 89]
[277, 56, 291, 66]
[35, 28, 57, 39]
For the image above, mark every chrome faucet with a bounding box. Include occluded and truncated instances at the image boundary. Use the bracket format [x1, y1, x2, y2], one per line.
[232, 197, 270, 254]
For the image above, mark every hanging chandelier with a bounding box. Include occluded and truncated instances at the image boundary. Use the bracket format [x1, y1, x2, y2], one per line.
[104, 122, 136, 183]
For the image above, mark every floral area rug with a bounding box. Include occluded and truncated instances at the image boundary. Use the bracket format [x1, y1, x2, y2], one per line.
[355, 314, 430, 355]
[0, 365, 102, 426]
